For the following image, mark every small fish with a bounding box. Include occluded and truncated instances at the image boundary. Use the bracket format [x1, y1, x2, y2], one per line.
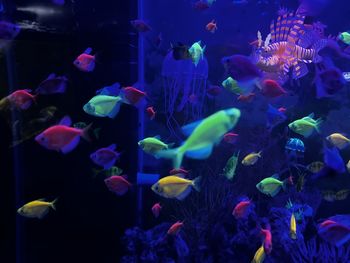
[95, 82, 121, 96]
[256, 175, 290, 197]
[251, 245, 265, 263]
[222, 77, 242, 95]
[130, 19, 151, 32]
[151, 175, 201, 200]
[35, 116, 91, 154]
[188, 41, 206, 66]
[260, 79, 287, 98]
[120, 86, 146, 105]
[206, 20, 217, 33]
[288, 113, 322, 138]
[193, 1, 210, 11]
[232, 198, 253, 219]
[338, 32, 350, 45]
[238, 92, 255, 103]
[223, 151, 240, 180]
[138, 136, 174, 155]
[17, 198, 57, 219]
[290, 213, 297, 239]
[307, 161, 325, 173]
[35, 73, 68, 94]
[278, 107, 287, 113]
[322, 190, 350, 202]
[261, 228, 272, 254]
[104, 175, 132, 195]
[151, 203, 162, 218]
[206, 85, 222, 97]
[266, 104, 287, 129]
[146, 106, 156, 120]
[7, 89, 36, 110]
[336, 189, 350, 201]
[322, 191, 336, 202]
[169, 167, 189, 176]
[155, 108, 241, 169]
[324, 146, 345, 173]
[83, 94, 123, 119]
[327, 133, 350, 150]
[90, 144, 121, 170]
[223, 132, 239, 144]
[167, 221, 184, 235]
[242, 151, 262, 166]
[73, 48, 95, 72]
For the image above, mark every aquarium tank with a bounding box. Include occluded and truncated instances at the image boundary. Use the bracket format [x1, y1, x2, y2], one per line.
[2, 0, 350, 262]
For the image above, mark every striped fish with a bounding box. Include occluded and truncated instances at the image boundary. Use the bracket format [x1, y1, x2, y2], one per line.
[255, 11, 328, 82]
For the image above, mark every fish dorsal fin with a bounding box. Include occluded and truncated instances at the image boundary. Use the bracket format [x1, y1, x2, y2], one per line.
[154, 135, 161, 140]
[174, 173, 186, 178]
[303, 113, 315, 120]
[47, 73, 56, 79]
[59, 116, 72, 126]
[37, 198, 46, 201]
[181, 119, 203, 136]
[271, 173, 279, 179]
[84, 47, 93, 54]
[107, 144, 116, 150]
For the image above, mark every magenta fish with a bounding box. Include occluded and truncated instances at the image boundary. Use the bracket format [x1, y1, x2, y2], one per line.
[104, 175, 131, 196]
[7, 89, 37, 110]
[151, 203, 162, 218]
[73, 48, 95, 72]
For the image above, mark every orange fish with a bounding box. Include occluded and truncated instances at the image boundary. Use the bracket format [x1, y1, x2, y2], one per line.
[73, 48, 95, 72]
[260, 79, 287, 98]
[206, 20, 217, 33]
[35, 116, 91, 154]
[7, 89, 36, 110]
[232, 200, 252, 219]
[151, 202, 162, 218]
[104, 175, 132, 195]
[146, 106, 156, 120]
[167, 221, 184, 235]
[237, 92, 255, 103]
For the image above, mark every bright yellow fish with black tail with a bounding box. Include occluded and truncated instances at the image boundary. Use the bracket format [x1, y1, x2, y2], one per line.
[17, 198, 58, 219]
[151, 175, 201, 200]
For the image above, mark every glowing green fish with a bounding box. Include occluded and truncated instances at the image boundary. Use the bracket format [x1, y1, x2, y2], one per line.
[256, 174, 288, 197]
[339, 32, 350, 45]
[156, 108, 241, 169]
[83, 95, 123, 118]
[288, 113, 322, 138]
[223, 151, 240, 180]
[222, 77, 242, 95]
[188, 41, 206, 66]
[138, 136, 174, 155]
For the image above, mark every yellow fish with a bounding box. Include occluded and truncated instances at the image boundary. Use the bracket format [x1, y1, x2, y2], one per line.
[251, 245, 265, 263]
[290, 213, 297, 239]
[151, 175, 201, 200]
[242, 151, 262, 166]
[17, 198, 58, 219]
[327, 133, 350, 150]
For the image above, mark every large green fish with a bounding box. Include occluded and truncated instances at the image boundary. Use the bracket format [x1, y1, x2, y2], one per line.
[288, 113, 322, 138]
[156, 108, 241, 169]
[83, 95, 123, 118]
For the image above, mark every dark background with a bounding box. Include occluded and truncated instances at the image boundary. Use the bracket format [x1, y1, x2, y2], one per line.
[1, 0, 140, 262]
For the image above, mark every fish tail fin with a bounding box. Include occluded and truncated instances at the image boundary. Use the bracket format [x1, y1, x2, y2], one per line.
[50, 198, 58, 211]
[315, 118, 323, 133]
[192, 176, 202, 192]
[258, 150, 263, 157]
[81, 123, 93, 142]
[155, 147, 184, 169]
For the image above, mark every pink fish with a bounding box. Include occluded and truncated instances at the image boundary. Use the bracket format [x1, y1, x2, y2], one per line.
[35, 116, 91, 154]
[223, 132, 239, 144]
[73, 48, 95, 72]
[7, 89, 36, 110]
[151, 203, 162, 218]
[167, 221, 184, 235]
[261, 228, 272, 254]
[90, 144, 121, 170]
[260, 79, 287, 98]
[104, 175, 132, 196]
[206, 20, 217, 33]
[232, 199, 253, 219]
[130, 20, 151, 32]
[278, 107, 287, 113]
[121, 87, 146, 105]
[146, 106, 156, 120]
[237, 92, 255, 103]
